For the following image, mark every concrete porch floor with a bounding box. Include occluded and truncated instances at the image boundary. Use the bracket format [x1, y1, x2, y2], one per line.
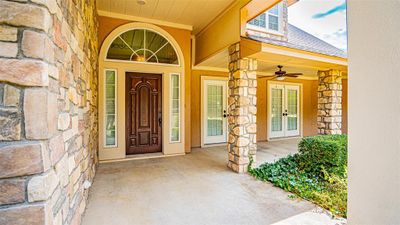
[82, 139, 344, 225]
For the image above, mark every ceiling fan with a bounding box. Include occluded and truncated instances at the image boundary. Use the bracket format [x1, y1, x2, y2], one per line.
[260, 65, 303, 80]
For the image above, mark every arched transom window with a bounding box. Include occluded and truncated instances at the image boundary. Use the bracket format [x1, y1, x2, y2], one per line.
[107, 29, 179, 65]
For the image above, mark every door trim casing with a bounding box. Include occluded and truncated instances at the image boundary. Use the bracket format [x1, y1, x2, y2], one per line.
[267, 80, 304, 141]
[200, 76, 229, 148]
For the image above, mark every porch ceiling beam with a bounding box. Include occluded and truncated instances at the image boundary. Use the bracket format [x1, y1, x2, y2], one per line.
[195, 0, 249, 65]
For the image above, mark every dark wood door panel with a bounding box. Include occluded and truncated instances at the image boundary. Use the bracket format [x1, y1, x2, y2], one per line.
[126, 73, 162, 155]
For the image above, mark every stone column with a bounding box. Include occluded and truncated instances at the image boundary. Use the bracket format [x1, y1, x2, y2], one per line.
[227, 43, 257, 173]
[317, 70, 343, 134]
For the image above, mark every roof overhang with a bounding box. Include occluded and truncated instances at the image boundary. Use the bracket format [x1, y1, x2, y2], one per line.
[241, 38, 348, 71]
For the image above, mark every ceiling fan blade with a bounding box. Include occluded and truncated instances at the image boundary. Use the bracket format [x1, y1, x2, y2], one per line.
[285, 73, 303, 76]
[259, 75, 277, 79]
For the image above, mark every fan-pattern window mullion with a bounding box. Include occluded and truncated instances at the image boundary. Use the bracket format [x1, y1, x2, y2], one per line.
[107, 29, 179, 65]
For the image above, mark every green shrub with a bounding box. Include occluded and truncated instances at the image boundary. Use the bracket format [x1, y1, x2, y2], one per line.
[297, 134, 347, 178]
[249, 134, 348, 218]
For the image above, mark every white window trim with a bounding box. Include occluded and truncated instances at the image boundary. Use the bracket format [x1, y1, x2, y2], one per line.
[246, 2, 284, 36]
[103, 69, 118, 148]
[169, 73, 181, 143]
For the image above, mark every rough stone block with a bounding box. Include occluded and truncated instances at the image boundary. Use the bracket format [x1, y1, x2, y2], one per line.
[0, 179, 25, 205]
[0, 58, 49, 87]
[3, 84, 20, 107]
[0, 41, 18, 58]
[58, 113, 71, 130]
[0, 204, 45, 225]
[0, 108, 21, 141]
[236, 116, 249, 125]
[27, 170, 59, 202]
[55, 155, 69, 187]
[236, 137, 250, 147]
[22, 30, 52, 61]
[0, 1, 50, 31]
[237, 96, 250, 106]
[246, 124, 257, 134]
[0, 25, 18, 41]
[24, 88, 57, 139]
[71, 115, 79, 135]
[49, 134, 65, 165]
[0, 143, 43, 178]
[68, 155, 76, 175]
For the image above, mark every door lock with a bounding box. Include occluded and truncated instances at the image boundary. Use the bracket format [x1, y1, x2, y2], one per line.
[223, 110, 229, 118]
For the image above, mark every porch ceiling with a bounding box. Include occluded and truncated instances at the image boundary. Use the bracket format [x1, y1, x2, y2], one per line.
[97, 0, 236, 33]
[196, 52, 323, 79]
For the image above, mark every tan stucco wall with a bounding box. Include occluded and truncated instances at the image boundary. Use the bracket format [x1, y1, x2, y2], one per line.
[190, 71, 320, 147]
[98, 16, 192, 152]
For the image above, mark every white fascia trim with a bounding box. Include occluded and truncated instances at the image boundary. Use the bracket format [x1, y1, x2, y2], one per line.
[261, 44, 348, 66]
[98, 10, 193, 31]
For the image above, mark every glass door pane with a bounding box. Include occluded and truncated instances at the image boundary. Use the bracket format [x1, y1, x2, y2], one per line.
[287, 89, 298, 131]
[207, 85, 223, 136]
[271, 88, 283, 132]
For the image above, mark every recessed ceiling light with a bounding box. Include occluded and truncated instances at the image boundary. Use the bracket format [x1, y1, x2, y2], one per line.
[137, 0, 147, 5]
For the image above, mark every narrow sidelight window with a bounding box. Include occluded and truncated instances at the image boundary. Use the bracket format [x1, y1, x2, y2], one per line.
[104, 69, 117, 147]
[170, 74, 180, 142]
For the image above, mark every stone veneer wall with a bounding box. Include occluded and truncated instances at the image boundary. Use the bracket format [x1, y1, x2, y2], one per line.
[0, 0, 98, 224]
[227, 43, 257, 173]
[317, 70, 342, 134]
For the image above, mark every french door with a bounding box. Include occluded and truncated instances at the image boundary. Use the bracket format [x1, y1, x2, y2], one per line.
[269, 84, 300, 139]
[203, 79, 228, 144]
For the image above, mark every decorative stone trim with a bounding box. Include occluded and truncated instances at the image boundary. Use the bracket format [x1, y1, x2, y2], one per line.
[227, 43, 258, 173]
[317, 70, 343, 134]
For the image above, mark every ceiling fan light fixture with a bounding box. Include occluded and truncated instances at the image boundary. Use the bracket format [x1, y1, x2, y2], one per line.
[137, 0, 147, 5]
[276, 76, 285, 81]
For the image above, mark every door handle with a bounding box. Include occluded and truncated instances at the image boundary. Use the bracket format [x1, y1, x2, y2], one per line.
[282, 113, 288, 116]
[158, 112, 162, 127]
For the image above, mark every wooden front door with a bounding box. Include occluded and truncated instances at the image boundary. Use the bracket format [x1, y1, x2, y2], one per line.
[126, 73, 162, 154]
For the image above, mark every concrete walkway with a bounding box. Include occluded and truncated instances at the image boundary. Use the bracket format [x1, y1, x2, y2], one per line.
[82, 139, 344, 225]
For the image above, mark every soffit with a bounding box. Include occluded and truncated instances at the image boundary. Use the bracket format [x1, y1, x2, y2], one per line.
[97, 0, 236, 33]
